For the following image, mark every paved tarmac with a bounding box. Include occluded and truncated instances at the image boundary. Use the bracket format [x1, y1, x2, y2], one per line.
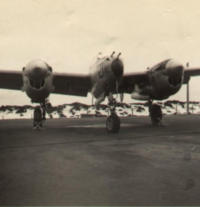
[1, 115, 200, 206]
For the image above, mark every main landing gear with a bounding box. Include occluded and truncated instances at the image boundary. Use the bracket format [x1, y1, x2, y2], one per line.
[148, 101, 162, 126]
[106, 99, 120, 133]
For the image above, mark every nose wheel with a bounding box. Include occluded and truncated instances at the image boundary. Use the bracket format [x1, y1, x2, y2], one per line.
[149, 102, 162, 125]
[106, 98, 120, 133]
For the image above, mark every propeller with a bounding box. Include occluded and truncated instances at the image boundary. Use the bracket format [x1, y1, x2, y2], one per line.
[117, 52, 121, 59]
[115, 80, 124, 102]
[114, 53, 123, 102]
[111, 51, 115, 57]
[91, 95, 94, 106]
[116, 80, 119, 99]
[120, 93, 124, 102]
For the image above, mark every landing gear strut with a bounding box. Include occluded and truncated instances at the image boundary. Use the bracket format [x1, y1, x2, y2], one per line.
[106, 98, 120, 133]
[33, 106, 43, 129]
[148, 101, 162, 126]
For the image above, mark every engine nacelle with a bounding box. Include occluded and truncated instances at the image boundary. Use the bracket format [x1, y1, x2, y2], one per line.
[130, 59, 184, 101]
[22, 59, 54, 103]
[148, 59, 184, 100]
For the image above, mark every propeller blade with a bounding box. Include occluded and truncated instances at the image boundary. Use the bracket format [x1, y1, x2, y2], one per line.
[120, 93, 124, 102]
[117, 52, 121, 59]
[111, 51, 115, 57]
[91, 95, 94, 106]
[116, 80, 119, 99]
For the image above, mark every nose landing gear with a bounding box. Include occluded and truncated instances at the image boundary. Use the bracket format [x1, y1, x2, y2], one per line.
[106, 98, 120, 133]
[33, 100, 51, 130]
[33, 106, 43, 130]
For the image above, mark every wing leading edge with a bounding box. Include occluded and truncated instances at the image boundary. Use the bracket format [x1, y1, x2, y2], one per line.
[53, 73, 92, 96]
[119, 72, 149, 93]
[0, 66, 200, 96]
[120, 67, 200, 93]
[0, 70, 22, 90]
[0, 70, 92, 97]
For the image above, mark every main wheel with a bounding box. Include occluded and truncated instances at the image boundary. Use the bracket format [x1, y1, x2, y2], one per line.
[106, 113, 120, 133]
[149, 104, 162, 125]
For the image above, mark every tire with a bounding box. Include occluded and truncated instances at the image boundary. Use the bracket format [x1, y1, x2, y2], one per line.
[106, 113, 120, 133]
[149, 104, 162, 125]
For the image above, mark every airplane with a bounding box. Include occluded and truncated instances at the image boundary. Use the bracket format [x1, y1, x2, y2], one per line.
[0, 52, 200, 133]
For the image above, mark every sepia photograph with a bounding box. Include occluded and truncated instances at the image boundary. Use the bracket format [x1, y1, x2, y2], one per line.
[1, 0, 200, 206]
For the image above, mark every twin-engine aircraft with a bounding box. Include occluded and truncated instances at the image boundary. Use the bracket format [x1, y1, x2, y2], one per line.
[0, 51, 200, 132]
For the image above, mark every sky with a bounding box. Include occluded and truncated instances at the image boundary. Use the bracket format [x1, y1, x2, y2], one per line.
[1, 0, 200, 105]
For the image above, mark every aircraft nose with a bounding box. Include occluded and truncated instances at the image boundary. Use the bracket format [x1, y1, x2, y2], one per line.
[29, 67, 47, 89]
[111, 58, 124, 79]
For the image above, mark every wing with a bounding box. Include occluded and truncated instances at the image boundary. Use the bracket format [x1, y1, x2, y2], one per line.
[119, 72, 149, 93]
[120, 67, 200, 92]
[0, 70, 22, 90]
[183, 67, 200, 83]
[53, 73, 92, 96]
